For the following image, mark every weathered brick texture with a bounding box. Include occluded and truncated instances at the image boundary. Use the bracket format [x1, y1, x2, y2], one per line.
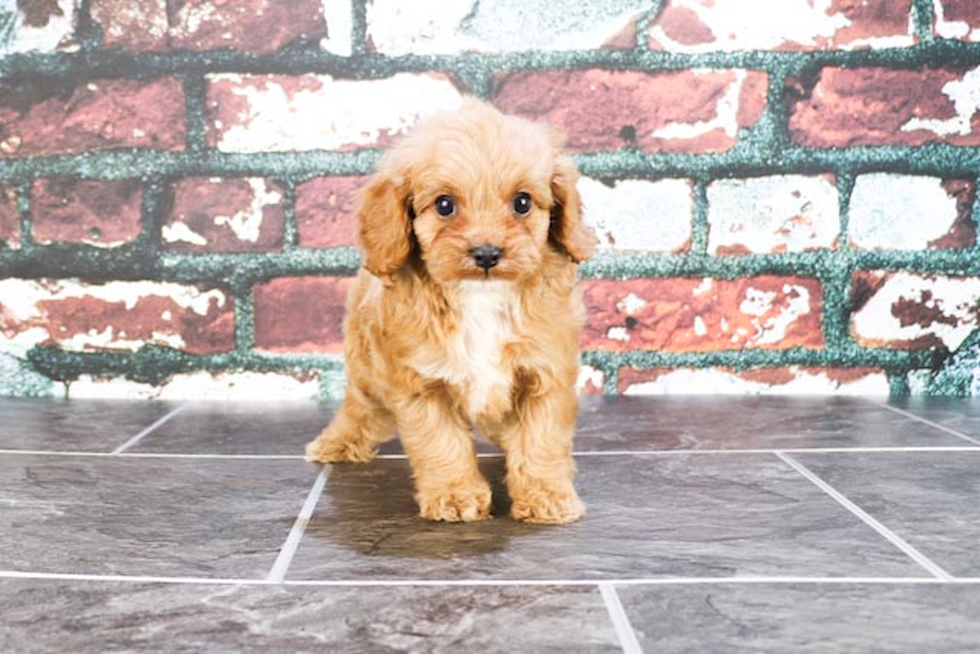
[0, 279, 235, 355]
[0, 78, 186, 156]
[851, 272, 980, 351]
[788, 67, 980, 147]
[935, 0, 980, 41]
[583, 277, 824, 353]
[3, 0, 980, 398]
[206, 74, 464, 153]
[253, 277, 351, 353]
[366, 1, 648, 54]
[707, 175, 839, 255]
[848, 176, 975, 250]
[618, 367, 889, 395]
[295, 177, 363, 249]
[493, 69, 768, 153]
[32, 179, 143, 248]
[164, 178, 285, 253]
[580, 178, 693, 253]
[649, 0, 915, 51]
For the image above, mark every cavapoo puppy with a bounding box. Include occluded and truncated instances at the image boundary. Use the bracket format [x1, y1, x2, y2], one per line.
[305, 98, 596, 524]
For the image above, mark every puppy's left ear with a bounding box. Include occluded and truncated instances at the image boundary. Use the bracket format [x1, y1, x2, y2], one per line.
[550, 155, 596, 263]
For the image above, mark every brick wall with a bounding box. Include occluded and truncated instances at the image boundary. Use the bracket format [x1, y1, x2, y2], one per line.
[2, 0, 980, 399]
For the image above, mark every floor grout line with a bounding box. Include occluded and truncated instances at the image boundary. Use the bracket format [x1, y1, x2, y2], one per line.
[1, 570, 974, 587]
[775, 452, 955, 581]
[266, 467, 330, 583]
[2, 445, 979, 460]
[873, 401, 980, 447]
[600, 582, 644, 654]
[109, 403, 191, 455]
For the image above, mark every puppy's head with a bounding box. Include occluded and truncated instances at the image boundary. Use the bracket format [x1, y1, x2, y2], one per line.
[357, 98, 595, 282]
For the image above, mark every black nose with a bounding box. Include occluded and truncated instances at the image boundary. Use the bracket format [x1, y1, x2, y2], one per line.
[470, 244, 502, 270]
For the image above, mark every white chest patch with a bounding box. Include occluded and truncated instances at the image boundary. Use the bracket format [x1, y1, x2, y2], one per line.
[413, 280, 520, 420]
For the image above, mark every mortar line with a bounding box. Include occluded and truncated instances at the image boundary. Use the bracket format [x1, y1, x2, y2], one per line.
[872, 401, 980, 446]
[109, 403, 190, 455]
[911, 0, 935, 43]
[281, 179, 299, 251]
[600, 583, 644, 654]
[775, 452, 954, 581]
[16, 179, 33, 247]
[266, 467, 329, 583]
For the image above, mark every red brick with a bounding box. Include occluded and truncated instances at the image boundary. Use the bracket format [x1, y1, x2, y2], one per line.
[492, 69, 767, 153]
[650, 0, 914, 51]
[617, 366, 886, 394]
[0, 183, 18, 249]
[582, 276, 823, 352]
[90, 0, 327, 53]
[163, 178, 284, 253]
[788, 67, 980, 147]
[0, 77, 185, 157]
[0, 279, 235, 355]
[32, 179, 143, 248]
[295, 176, 363, 248]
[170, 0, 326, 53]
[89, 0, 170, 51]
[253, 277, 352, 353]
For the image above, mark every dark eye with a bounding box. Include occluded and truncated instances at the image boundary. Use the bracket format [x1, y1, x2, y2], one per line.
[435, 195, 456, 218]
[513, 192, 532, 216]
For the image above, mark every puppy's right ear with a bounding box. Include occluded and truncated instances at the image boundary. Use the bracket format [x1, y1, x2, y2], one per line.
[357, 168, 414, 276]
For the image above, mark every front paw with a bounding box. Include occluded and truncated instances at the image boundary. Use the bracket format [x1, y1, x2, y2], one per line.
[510, 482, 584, 525]
[417, 482, 492, 523]
[304, 429, 376, 463]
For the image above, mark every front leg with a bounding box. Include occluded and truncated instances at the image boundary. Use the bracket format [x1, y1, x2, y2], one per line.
[499, 383, 584, 524]
[393, 390, 492, 523]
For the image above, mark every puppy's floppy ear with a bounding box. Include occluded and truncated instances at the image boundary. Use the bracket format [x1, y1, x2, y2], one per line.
[357, 165, 414, 276]
[549, 155, 596, 263]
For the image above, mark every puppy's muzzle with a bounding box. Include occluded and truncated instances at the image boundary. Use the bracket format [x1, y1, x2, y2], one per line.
[470, 244, 502, 271]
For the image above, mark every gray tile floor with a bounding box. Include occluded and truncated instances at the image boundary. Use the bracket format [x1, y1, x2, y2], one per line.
[1, 396, 979, 653]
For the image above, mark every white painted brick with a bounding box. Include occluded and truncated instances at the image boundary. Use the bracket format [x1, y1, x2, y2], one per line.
[366, 0, 647, 54]
[575, 365, 605, 395]
[2, 0, 77, 54]
[209, 73, 465, 153]
[849, 174, 965, 250]
[319, 0, 352, 55]
[707, 175, 839, 254]
[579, 177, 693, 253]
[852, 272, 980, 350]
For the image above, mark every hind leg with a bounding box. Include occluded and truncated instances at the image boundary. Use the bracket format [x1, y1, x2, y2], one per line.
[305, 386, 394, 463]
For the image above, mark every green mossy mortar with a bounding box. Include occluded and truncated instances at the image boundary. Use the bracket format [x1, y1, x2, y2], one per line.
[4, 13, 980, 397]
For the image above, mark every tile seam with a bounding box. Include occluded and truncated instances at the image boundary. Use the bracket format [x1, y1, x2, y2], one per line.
[109, 402, 191, 455]
[775, 451, 954, 581]
[600, 582, 644, 654]
[872, 401, 980, 446]
[266, 467, 329, 583]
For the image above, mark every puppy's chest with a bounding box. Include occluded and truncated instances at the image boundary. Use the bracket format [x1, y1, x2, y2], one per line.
[411, 282, 521, 419]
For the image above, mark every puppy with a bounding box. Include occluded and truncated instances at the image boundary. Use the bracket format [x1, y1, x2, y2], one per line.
[305, 98, 596, 524]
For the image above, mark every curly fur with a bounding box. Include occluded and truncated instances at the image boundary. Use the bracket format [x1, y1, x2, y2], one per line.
[305, 98, 596, 524]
